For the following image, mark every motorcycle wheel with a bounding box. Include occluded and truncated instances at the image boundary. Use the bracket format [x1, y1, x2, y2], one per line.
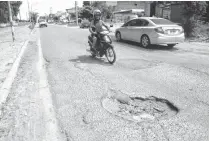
[105, 45, 116, 64]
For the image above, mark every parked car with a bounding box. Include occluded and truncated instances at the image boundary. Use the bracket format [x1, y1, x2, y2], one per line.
[39, 19, 47, 28]
[80, 19, 90, 28]
[115, 17, 185, 48]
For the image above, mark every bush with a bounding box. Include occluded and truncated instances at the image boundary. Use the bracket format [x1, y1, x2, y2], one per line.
[182, 17, 209, 39]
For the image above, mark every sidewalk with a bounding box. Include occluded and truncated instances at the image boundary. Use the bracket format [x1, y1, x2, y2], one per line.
[0, 26, 31, 88]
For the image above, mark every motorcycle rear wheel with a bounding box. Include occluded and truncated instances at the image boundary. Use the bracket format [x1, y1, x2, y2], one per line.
[105, 45, 116, 64]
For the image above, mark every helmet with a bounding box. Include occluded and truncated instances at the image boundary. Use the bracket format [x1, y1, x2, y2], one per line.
[93, 9, 101, 20]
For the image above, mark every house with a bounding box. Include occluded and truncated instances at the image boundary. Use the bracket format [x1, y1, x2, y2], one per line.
[109, 1, 145, 23]
[113, 9, 144, 23]
[153, 2, 183, 23]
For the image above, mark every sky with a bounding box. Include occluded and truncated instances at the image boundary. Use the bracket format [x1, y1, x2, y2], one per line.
[19, 0, 83, 20]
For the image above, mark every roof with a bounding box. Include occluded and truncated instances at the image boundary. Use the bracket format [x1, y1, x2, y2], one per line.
[137, 17, 165, 20]
[114, 9, 144, 14]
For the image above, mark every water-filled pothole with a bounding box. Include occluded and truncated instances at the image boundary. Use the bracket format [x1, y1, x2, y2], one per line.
[102, 95, 179, 122]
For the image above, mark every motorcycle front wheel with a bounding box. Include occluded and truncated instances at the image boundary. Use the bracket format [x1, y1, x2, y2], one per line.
[105, 45, 116, 64]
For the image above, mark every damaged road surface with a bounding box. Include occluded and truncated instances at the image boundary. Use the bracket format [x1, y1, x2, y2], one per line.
[39, 25, 208, 141]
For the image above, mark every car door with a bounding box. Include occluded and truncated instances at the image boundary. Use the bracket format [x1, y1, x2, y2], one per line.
[120, 20, 136, 40]
[131, 19, 150, 42]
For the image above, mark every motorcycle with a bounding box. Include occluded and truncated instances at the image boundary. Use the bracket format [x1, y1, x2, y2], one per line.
[87, 30, 116, 64]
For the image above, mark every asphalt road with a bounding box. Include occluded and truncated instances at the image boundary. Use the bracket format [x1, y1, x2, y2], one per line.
[40, 25, 209, 141]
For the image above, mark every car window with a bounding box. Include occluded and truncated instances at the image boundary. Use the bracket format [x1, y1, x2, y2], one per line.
[129, 20, 137, 26]
[150, 19, 175, 25]
[123, 20, 131, 27]
[122, 20, 137, 27]
[136, 19, 149, 26]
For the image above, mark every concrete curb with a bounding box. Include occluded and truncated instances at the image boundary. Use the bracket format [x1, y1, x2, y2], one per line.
[0, 28, 35, 115]
[37, 39, 64, 141]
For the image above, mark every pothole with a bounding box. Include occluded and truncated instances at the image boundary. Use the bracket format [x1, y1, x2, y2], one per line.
[102, 94, 179, 122]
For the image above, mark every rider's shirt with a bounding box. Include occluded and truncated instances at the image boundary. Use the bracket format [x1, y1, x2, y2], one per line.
[90, 20, 106, 33]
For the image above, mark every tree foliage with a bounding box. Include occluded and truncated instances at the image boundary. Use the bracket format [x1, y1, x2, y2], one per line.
[79, 1, 114, 21]
[180, 1, 208, 37]
[30, 12, 38, 23]
[0, 1, 22, 23]
[79, 6, 92, 20]
[70, 13, 76, 19]
[83, 1, 90, 6]
[91, 1, 113, 20]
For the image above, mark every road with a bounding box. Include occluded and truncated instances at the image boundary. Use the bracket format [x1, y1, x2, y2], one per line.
[39, 25, 208, 141]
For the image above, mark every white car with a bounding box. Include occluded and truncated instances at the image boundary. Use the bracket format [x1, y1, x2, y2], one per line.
[39, 19, 48, 28]
[115, 17, 185, 48]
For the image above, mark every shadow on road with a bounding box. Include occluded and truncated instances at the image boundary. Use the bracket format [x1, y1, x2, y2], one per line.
[69, 55, 112, 66]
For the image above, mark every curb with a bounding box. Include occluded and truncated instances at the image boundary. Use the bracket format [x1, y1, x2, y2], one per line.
[0, 27, 35, 115]
[37, 39, 64, 141]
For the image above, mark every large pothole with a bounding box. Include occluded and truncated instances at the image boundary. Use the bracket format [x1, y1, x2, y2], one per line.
[102, 94, 179, 122]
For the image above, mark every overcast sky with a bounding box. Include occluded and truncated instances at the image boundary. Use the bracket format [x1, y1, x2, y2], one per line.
[19, 0, 83, 19]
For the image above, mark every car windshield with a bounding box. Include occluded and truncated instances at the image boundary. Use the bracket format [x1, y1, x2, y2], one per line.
[39, 19, 45, 22]
[150, 19, 175, 25]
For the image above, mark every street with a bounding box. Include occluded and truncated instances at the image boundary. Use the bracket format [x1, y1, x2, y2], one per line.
[38, 25, 208, 141]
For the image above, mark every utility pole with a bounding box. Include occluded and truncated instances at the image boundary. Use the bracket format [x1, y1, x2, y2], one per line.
[75, 1, 78, 25]
[19, 10, 21, 21]
[27, 0, 30, 22]
[8, 1, 15, 42]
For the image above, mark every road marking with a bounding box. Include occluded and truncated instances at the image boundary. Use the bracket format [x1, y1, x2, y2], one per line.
[37, 39, 64, 141]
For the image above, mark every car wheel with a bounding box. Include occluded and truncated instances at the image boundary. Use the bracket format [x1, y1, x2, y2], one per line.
[141, 35, 150, 48]
[167, 44, 176, 48]
[116, 32, 122, 42]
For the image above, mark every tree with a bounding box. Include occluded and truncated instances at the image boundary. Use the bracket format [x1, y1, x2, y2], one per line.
[0, 1, 22, 23]
[70, 13, 76, 19]
[91, 1, 114, 20]
[53, 16, 60, 22]
[79, 6, 93, 20]
[181, 1, 207, 37]
[11, 1, 22, 17]
[83, 1, 90, 7]
[30, 12, 38, 23]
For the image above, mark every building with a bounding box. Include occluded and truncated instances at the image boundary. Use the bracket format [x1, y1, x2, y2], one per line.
[111, 1, 145, 23]
[153, 2, 183, 23]
[114, 1, 145, 11]
[113, 9, 144, 23]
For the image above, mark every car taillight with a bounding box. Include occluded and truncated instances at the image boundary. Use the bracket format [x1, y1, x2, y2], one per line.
[154, 27, 164, 34]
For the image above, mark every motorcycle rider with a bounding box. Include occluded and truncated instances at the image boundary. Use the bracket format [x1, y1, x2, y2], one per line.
[89, 9, 110, 51]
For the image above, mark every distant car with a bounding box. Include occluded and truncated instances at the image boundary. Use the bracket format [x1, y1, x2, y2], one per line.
[115, 17, 185, 48]
[39, 19, 47, 28]
[80, 20, 90, 28]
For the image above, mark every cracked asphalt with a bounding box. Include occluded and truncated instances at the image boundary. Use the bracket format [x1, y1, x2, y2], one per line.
[40, 25, 208, 141]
